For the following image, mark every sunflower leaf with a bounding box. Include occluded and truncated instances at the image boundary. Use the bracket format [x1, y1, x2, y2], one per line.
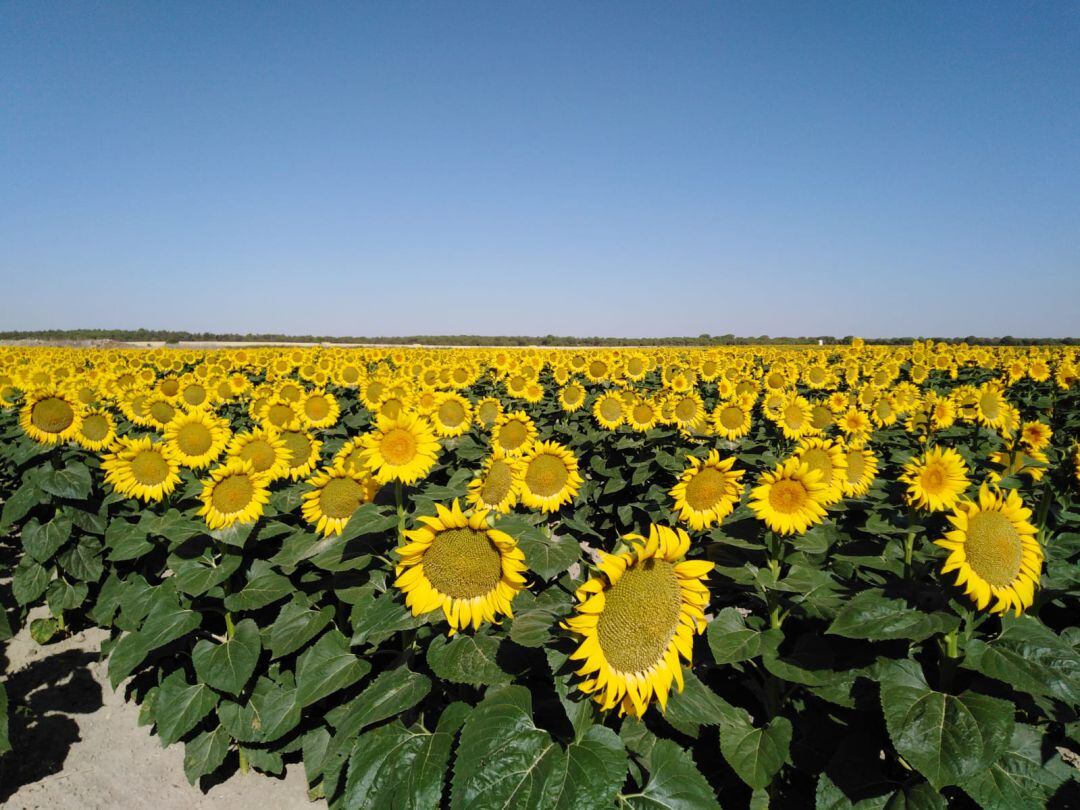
[827, 589, 959, 642]
[622, 739, 721, 809]
[427, 632, 513, 686]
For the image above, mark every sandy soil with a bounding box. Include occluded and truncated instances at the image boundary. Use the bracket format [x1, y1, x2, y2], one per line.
[1, 619, 320, 810]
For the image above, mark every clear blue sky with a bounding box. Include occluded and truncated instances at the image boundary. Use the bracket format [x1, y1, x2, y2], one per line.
[2, 2, 1078, 337]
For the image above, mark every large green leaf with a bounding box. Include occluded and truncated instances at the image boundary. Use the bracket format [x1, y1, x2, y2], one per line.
[962, 615, 1080, 705]
[426, 632, 513, 686]
[718, 714, 792, 791]
[108, 594, 201, 688]
[268, 600, 334, 659]
[1, 477, 41, 530]
[21, 514, 72, 563]
[337, 503, 399, 544]
[192, 618, 261, 696]
[664, 670, 746, 738]
[451, 686, 626, 810]
[509, 588, 571, 648]
[328, 666, 431, 742]
[342, 702, 470, 810]
[959, 723, 1075, 810]
[105, 519, 154, 562]
[497, 516, 580, 580]
[217, 674, 302, 744]
[827, 589, 959, 642]
[622, 739, 721, 809]
[222, 570, 293, 611]
[879, 659, 1014, 790]
[12, 557, 50, 606]
[155, 669, 219, 746]
[38, 462, 92, 500]
[296, 629, 370, 707]
[58, 535, 104, 581]
[349, 590, 426, 647]
[183, 725, 230, 785]
[706, 608, 782, 664]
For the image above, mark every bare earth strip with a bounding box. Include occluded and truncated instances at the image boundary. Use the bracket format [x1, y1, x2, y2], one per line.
[1, 621, 319, 810]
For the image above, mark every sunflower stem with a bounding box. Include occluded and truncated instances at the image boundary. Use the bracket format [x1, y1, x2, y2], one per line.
[224, 611, 235, 639]
[238, 746, 249, 775]
[395, 479, 406, 540]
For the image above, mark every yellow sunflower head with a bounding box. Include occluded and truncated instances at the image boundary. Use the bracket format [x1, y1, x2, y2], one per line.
[198, 458, 271, 530]
[491, 410, 537, 456]
[19, 389, 82, 445]
[73, 407, 116, 451]
[432, 392, 473, 437]
[749, 458, 829, 536]
[593, 393, 626, 431]
[900, 445, 970, 513]
[301, 466, 379, 537]
[473, 397, 503, 429]
[102, 436, 183, 503]
[279, 428, 323, 481]
[466, 448, 523, 513]
[562, 524, 712, 717]
[670, 450, 744, 531]
[793, 438, 848, 506]
[558, 382, 587, 413]
[164, 407, 230, 469]
[227, 428, 291, 482]
[520, 440, 582, 513]
[711, 401, 752, 440]
[393, 500, 528, 635]
[360, 412, 441, 485]
[935, 484, 1043, 615]
[298, 388, 340, 430]
[841, 444, 878, 498]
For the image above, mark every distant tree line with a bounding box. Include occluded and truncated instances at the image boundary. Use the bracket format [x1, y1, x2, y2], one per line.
[0, 329, 1075, 347]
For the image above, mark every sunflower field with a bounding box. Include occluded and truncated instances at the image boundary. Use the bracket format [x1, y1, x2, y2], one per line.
[1, 341, 1079, 808]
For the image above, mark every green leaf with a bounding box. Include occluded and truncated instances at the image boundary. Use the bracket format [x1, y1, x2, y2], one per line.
[623, 739, 721, 809]
[827, 589, 959, 642]
[328, 666, 431, 742]
[140, 508, 204, 543]
[46, 577, 88, 613]
[12, 557, 49, 606]
[105, 519, 154, 562]
[58, 535, 104, 582]
[719, 714, 792, 791]
[240, 745, 284, 777]
[349, 590, 426, 647]
[269, 601, 334, 659]
[961, 614, 1080, 705]
[451, 686, 625, 810]
[664, 670, 746, 738]
[222, 570, 293, 611]
[30, 617, 60, 644]
[1, 477, 41, 530]
[38, 462, 92, 500]
[879, 659, 1014, 790]
[343, 704, 471, 810]
[192, 618, 261, 696]
[155, 669, 219, 746]
[426, 632, 512, 686]
[337, 502, 398, 544]
[183, 725, 230, 785]
[296, 630, 370, 707]
[0, 683, 9, 756]
[22, 515, 72, 563]
[217, 674, 301, 744]
[108, 594, 201, 688]
[706, 608, 782, 664]
[509, 588, 571, 648]
[959, 723, 1075, 810]
[498, 516, 580, 580]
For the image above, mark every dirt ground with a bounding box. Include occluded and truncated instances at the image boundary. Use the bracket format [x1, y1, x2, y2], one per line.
[1, 619, 320, 810]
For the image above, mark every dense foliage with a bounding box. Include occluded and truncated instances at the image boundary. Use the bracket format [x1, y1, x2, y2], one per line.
[0, 342, 1078, 808]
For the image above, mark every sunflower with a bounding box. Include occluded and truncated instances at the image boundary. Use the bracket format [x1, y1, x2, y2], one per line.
[777, 396, 815, 440]
[261, 396, 302, 431]
[301, 466, 379, 536]
[73, 407, 116, 451]
[279, 428, 322, 480]
[431, 392, 473, 437]
[491, 410, 537, 456]
[143, 395, 179, 430]
[227, 428, 291, 482]
[198, 459, 271, 530]
[332, 436, 368, 477]
[626, 397, 660, 432]
[297, 389, 340, 430]
[466, 448, 523, 513]
[593, 393, 626, 430]
[837, 407, 871, 439]
[360, 412, 441, 485]
[749, 458, 829, 536]
[473, 397, 503, 429]
[393, 500, 528, 634]
[559, 382, 587, 413]
[520, 440, 582, 513]
[163, 408, 230, 469]
[1019, 420, 1052, 452]
[670, 393, 706, 429]
[935, 484, 1043, 615]
[19, 389, 82, 444]
[841, 444, 878, 498]
[900, 446, 970, 512]
[102, 436, 183, 503]
[562, 524, 711, 717]
[711, 400, 752, 440]
[975, 383, 1009, 430]
[792, 438, 848, 506]
[670, 450, 744, 531]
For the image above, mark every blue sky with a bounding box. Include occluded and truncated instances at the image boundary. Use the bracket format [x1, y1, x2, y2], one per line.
[2, 2, 1078, 337]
